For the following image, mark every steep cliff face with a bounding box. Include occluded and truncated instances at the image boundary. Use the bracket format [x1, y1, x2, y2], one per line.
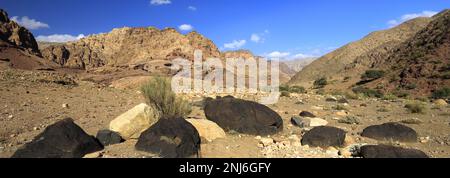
[0, 9, 40, 56]
[41, 27, 222, 70]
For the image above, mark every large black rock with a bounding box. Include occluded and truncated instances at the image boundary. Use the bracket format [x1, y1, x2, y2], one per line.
[96, 130, 123, 146]
[12, 118, 103, 158]
[361, 122, 418, 142]
[135, 117, 201, 158]
[204, 96, 283, 135]
[301, 126, 346, 147]
[360, 145, 428, 158]
[299, 111, 316, 118]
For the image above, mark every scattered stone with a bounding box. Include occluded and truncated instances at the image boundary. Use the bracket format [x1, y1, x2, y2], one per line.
[361, 122, 418, 142]
[419, 136, 430, 143]
[12, 118, 103, 158]
[433, 99, 448, 106]
[301, 126, 346, 147]
[299, 111, 316, 118]
[255, 136, 262, 140]
[360, 103, 368, 107]
[135, 117, 201, 158]
[338, 116, 360, 125]
[338, 98, 349, 104]
[359, 145, 428, 158]
[400, 118, 423, 125]
[186, 119, 226, 142]
[291, 116, 328, 128]
[33, 127, 39, 131]
[96, 130, 123, 146]
[260, 138, 274, 147]
[326, 96, 338, 102]
[204, 96, 283, 135]
[109, 103, 160, 139]
[62, 103, 69, 108]
[8, 115, 13, 119]
[83, 151, 102, 158]
[335, 111, 348, 117]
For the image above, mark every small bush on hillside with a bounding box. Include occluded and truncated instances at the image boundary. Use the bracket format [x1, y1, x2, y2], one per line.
[361, 70, 385, 81]
[352, 87, 384, 98]
[405, 101, 426, 114]
[141, 77, 192, 119]
[313, 77, 328, 89]
[290, 86, 307, 94]
[333, 105, 348, 111]
[382, 94, 398, 101]
[431, 87, 450, 99]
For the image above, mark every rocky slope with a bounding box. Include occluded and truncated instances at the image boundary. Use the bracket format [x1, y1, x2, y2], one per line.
[0, 9, 55, 70]
[289, 17, 432, 87]
[41, 27, 222, 70]
[356, 9, 450, 97]
[282, 57, 317, 73]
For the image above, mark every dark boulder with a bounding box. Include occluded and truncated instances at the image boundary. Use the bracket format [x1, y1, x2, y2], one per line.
[338, 98, 349, 104]
[96, 130, 123, 146]
[361, 122, 418, 142]
[301, 126, 346, 147]
[204, 97, 283, 135]
[299, 111, 316, 118]
[291, 116, 310, 128]
[12, 118, 103, 158]
[135, 117, 201, 158]
[360, 145, 428, 158]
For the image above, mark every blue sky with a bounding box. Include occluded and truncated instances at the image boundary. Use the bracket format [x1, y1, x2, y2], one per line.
[1, 0, 449, 59]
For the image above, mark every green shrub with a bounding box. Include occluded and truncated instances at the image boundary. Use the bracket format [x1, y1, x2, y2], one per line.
[314, 77, 328, 89]
[333, 105, 348, 111]
[352, 87, 384, 98]
[141, 77, 192, 119]
[432, 87, 450, 99]
[382, 94, 398, 101]
[279, 84, 290, 92]
[361, 70, 385, 81]
[404, 83, 417, 90]
[338, 116, 360, 125]
[405, 101, 426, 114]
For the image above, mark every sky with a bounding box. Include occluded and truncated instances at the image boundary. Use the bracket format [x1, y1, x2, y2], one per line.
[1, 0, 449, 59]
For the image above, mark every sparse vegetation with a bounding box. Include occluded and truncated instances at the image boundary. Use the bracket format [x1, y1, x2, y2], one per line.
[431, 87, 450, 99]
[313, 77, 328, 89]
[352, 87, 384, 98]
[333, 104, 348, 111]
[338, 116, 360, 125]
[279, 85, 306, 94]
[141, 77, 192, 119]
[382, 94, 398, 101]
[405, 101, 426, 114]
[361, 70, 385, 81]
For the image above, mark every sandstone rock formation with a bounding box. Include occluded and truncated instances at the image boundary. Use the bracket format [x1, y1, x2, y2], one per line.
[41, 27, 221, 70]
[186, 119, 226, 142]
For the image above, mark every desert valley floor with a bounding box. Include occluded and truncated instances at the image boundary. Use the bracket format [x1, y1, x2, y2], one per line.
[1, 68, 449, 158]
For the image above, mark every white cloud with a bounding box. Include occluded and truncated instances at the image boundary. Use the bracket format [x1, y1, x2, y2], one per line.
[178, 24, 193, 31]
[11, 16, 49, 30]
[387, 11, 438, 27]
[224, 40, 247, 49]
[292, 53, 315, 59]
[267, 51, 291, 58]
[150, 0, 171, 5]
[188, 6, 197, 11]
[250, 34, 261, 43]
[36, 34, 85, 43]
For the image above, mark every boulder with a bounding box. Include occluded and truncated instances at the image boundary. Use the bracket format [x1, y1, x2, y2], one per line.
[299, 111, 316, 118]
[186, 119, 226, 142]
[301, 126, 346, 147]
[360, 145, 428, 158]
[12, 118, 103, 158]
[135, 117, 201, 158]
[361, 122, 418, 142]
[204, 97, 283, 135]
[325, 97, 338, 102]
[96, 130, 123, 146]
[338, 98, 349, 104]
[109, 103, 160, 139]
[434, 99, 448, 106]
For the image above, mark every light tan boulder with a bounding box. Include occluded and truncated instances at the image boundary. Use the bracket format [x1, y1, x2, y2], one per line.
[434, 99, 448, 106]
[109, 103, 160, 139]
[186, 119, 226, 142]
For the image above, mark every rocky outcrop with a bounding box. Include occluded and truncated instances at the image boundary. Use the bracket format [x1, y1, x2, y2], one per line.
[301, 126, 346, 147]
[12, 118, 103, 158]
[186, 119, 226, 142]
[41, 27, 222, 70]
[204, 96, 283, 135]
[0, 9, 40, 55]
